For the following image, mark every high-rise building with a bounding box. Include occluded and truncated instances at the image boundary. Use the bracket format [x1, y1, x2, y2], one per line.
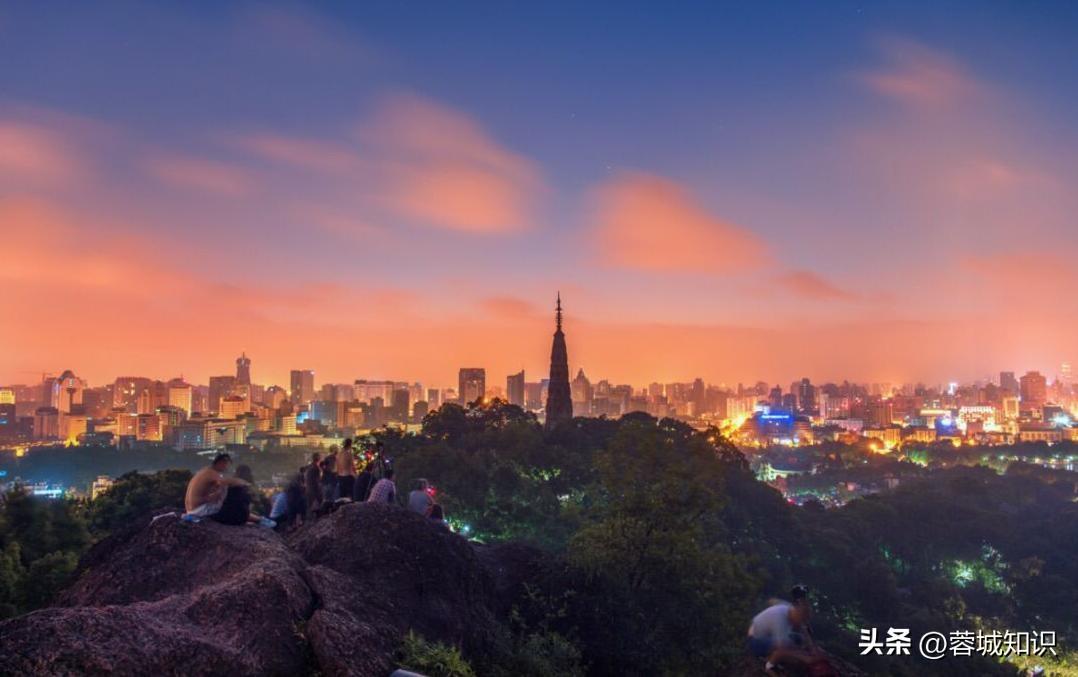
[112, 375, 151, 411]
[219, 395, 247, 420]
[208, 375, 237, 414]
[797, 378, 817, 415]
[236, 352, 251, 385]
[1000, 371, 1019, 392]
[545, 294, 573, 429]
[458, 368, 486, 405]
[507, 370, 525, 407]
[168, 379, 193, 416]
[290, 370, 315, 405]
[0, 389, 14, 405]
[391, 388, 410, 421]
[571, 368, 592, 414]
[1020, 371, 1048, 408]
[427, 388, 441, 409]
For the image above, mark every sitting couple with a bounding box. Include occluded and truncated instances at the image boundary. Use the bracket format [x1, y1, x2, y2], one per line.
[184, 453, 275, 528]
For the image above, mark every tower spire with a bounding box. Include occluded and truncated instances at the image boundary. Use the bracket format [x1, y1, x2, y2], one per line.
[545, 292, 572, 429]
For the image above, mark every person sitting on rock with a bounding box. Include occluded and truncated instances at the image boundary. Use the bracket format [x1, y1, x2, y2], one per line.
[428, 504, 451, 533]
[305, 452, 323, 516]
[184, 453, 274, 527]
[408, 478, 433, 516]
[367, 468, 397, 504]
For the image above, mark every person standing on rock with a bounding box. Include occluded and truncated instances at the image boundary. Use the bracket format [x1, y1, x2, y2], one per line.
[337, 438, 357, 500]
[367, 468, 397, 504]
[353, 458, 376, 502]
[305, 452, 323, 516]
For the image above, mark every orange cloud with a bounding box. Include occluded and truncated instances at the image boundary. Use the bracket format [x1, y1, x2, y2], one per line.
[590, 172, 771, 273]
[774, 270, 861, 302]
[146, 155, 256, 196]
[859, 38, 978, 109]
[479, 296, 539, 319]
[359, 93, 543, 233]
[0, 120, 84, 184]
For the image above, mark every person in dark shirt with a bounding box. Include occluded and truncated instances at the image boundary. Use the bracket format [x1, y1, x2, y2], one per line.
[305, 452, 323, 517]
[353, 461, 376, 502]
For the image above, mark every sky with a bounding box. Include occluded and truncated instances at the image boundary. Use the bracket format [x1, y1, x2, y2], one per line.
[3, 1, 1078, 390]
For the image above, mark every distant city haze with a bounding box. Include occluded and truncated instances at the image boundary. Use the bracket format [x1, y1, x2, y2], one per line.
[2, 4, 1077, 386]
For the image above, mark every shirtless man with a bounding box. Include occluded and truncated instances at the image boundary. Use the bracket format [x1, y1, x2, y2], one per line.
[184, 453, 247, 517]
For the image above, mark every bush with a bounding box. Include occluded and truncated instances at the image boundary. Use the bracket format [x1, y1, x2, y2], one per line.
[397, 631, 476, 677]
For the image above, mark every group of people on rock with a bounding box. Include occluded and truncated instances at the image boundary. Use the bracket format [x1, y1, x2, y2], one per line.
[182, 439, 452, 534]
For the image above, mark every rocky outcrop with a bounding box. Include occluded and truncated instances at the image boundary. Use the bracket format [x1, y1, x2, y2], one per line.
[0, 504, 527, 677]
[1, 515, 314, 676]
[289, 503, 502, 676]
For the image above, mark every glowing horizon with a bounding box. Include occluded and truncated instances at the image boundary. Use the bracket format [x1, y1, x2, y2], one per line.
[3, 4, 1077, 389]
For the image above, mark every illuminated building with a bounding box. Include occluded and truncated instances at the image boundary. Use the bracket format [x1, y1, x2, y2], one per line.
[1000, 371, 1019, 392]
[413, 400, 429, 421]
[172, 418, 246, 451]
[208, 375, 236, 414]
[866, 399, 895, 428]
[571, 368, 592, 414]
[0, 389, 13, 405]
[524, 382, 544, 410]
[265, 385, 288, 409]
[33, 406, 61, 439]
[90, 476, 113, 500]
[63, 415, 88, 443]
[507, 370, 525, 407]
[279, 414, 297, 435]
[427, 388, 441, 409]
[903, 426, 937, 443]
[1020, 371, 1048, 409]
[168, 380, 193, 416]
[796, 378, 817, 415]
[957, 406, 997, 432]
[0, 403, 16, 437]
[44, 370, 85, 413]
[113, 377, 151, 411]
[544, 294, 573, 429]
[219, 395, 247, 420]
[136, 414, 162, 441]
[236, 352, 251, 385]
[863, 426, 901, 450]
[290, 369, 316, 405]
[1017, 423, 1063, 443]
[458, 368, 486, 406]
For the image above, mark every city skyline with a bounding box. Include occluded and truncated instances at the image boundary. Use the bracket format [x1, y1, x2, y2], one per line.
[4, 3, 1078, 387]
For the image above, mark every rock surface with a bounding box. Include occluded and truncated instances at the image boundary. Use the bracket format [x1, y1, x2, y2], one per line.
[0, 504, 519, 677]
[1, 514, 313, 676]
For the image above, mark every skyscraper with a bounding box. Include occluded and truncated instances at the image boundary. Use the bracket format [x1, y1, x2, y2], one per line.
[290, 369, 315, 405]
[236, 352, 251, 385]
[458, 368, 486, 405]
[545, 293, 573, 429]
[1020, 371, 1047, 408]
[507, 370, 525, 407]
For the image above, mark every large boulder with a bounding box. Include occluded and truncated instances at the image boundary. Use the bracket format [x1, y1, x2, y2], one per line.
[0, 503, 541, 676]
[289, 502, 503, 675]
[0, 515, 314, 676]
